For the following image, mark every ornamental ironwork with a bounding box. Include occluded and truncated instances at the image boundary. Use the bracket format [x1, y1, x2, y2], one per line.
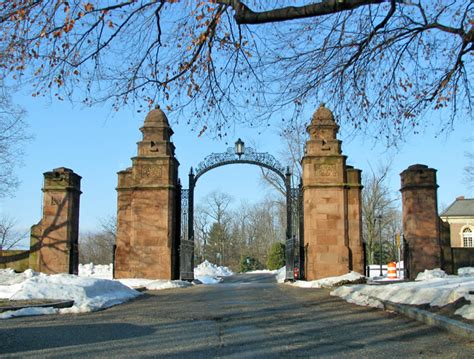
[180, 189, 189, 241]
[193, 146, 287, 183]
[179, 140, 304, 282]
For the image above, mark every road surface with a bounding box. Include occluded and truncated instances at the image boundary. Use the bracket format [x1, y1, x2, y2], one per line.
[1, 273, 473, 358]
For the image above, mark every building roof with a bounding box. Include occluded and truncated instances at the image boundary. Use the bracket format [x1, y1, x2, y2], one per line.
[440, 198, 474, 217]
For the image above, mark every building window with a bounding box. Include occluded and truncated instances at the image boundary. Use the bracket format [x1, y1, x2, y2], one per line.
[463, 227, 473, 247]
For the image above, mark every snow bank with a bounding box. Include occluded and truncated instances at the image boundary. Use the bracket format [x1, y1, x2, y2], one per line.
[292, 272, 365, 288]
[0, 269, 46, 299]
[276, 267, 286, 283]
[146, 280, 192, 290]
[247, 269, 278, 274]
[0, 307, 59, 319]
[331, 275, 474, 321]
[0, 260, 235, 319]
[79, 263, 113, 279]
[415, 268, 448, 281]
[194, 260, 233, 284]
[0, 268, 43, 285]
[194, 260, 233, 277]
[79, 261, 234, 285]
[0, 273, 141, 319]
[116, 278, 192, 290]
[78, 264, 195, 287]
[458, 267, 474, 277]
[10, 274, 140, 312]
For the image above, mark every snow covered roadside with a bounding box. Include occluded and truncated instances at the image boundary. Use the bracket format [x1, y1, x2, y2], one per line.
[79, 260, 234, 286]
[276, 267, 286, 283]
[0, 260, 233, 319]
[0, 271, 140, 319]
[291, 271, 366, 288]
[194, 260, 233, 284]
[78, 263, 113, 279]
[331, 268, 474, 321]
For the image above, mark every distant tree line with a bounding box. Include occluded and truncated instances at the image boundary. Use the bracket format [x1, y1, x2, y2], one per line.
[194, 191, 286, 272]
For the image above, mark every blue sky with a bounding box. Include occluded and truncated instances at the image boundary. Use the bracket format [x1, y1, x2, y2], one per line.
[1, 92, 472, 248]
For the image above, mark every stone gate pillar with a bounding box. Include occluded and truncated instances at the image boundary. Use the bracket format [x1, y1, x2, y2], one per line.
[29, 167, 82, 274]
[302, 105, 352, 280]
[400, 164, 441, 279]
[346, 166, 364, 273]
[115, 106, 180, 279]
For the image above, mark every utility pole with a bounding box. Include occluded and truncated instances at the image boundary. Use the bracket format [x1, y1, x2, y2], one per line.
[377, 214, 383, 276]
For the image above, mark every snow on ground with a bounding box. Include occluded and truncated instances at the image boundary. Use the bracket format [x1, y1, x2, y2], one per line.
[194, 260, 233, 284]
[78, 263, 113, 279]
[0, 272, 140, 319]
[276, 267, 286, 283]
[291, 272, 365, 288]
[415, 268, 448, 281]
[459, 267, 474, 277]
[330, 268, 474, 321]
[78, 260, 234, 286]
[0, 260, 234, 319]
[247, 269, 278, 274]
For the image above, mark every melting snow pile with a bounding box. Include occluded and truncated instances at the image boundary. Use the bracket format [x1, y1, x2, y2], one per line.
[331, 268, 474, 320]
[276, 267, 286, 283]
[292, 271, 365, 288]
[415, 268, 447, 281]
[117, 278, 192, 290]
[79, 263, 113, 279]
[0, 260, 234, 319]
[459, 267, 474, 277]
[194, 260, 233, 284]
[0, 271, 140, 319]
[78, 264, 191, 289]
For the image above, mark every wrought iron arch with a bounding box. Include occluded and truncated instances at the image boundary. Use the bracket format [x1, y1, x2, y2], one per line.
[193, 145, 287, 183]
[179, 141, 303, 282]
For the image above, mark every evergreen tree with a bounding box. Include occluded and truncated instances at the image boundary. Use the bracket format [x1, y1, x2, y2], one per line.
[266, 242, 286, 270]
[206, 222, 229, 265]
[239, 255, 263, 273]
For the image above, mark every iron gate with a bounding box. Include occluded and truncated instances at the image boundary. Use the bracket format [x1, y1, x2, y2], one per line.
[286, 184, 304, 281]
[179, 188, 194, 280]
[179, 140, 304, 281]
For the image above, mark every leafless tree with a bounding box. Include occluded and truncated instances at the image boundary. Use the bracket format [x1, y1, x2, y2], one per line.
[0, 80, 31, 197]
[1, 1, 471, 141]
[260, 116, 307, 195]
[464, 137, 474, 193]
[194, 204, 211, 262]
[0, 214, 28, 250]
[200, 191, 233, 264]
[196, 191, 285, 270]
[79, 215, 116, 264]
[362, 163, 401, 264]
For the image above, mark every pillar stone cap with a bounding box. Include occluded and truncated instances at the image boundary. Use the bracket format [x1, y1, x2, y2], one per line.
[311, 103, 335, 124]
[401, 163, 437, 173]
[44, 167, 81, 179]
[143, 106, 170, 127]
[52, 167, 74, 173]
[307, 104, 339, 140]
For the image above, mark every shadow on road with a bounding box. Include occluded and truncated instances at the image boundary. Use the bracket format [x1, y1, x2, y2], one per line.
[0, 323, 155, 354]
[221, 273, 277, 284]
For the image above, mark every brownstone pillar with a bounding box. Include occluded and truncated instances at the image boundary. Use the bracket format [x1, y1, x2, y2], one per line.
[29, 168, 82, 274]
[115, 106, 180, 279]
[302, 105, 351, 280]
[400, 164, 441, 280]
[346, 166, 364, 273]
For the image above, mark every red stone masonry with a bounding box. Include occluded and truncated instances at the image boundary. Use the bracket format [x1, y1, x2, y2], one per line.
[29, 167, 82, 274]
[400, 164, 441, 279]
[302, 105, 363, 280]
[115, 107, 180, 279]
